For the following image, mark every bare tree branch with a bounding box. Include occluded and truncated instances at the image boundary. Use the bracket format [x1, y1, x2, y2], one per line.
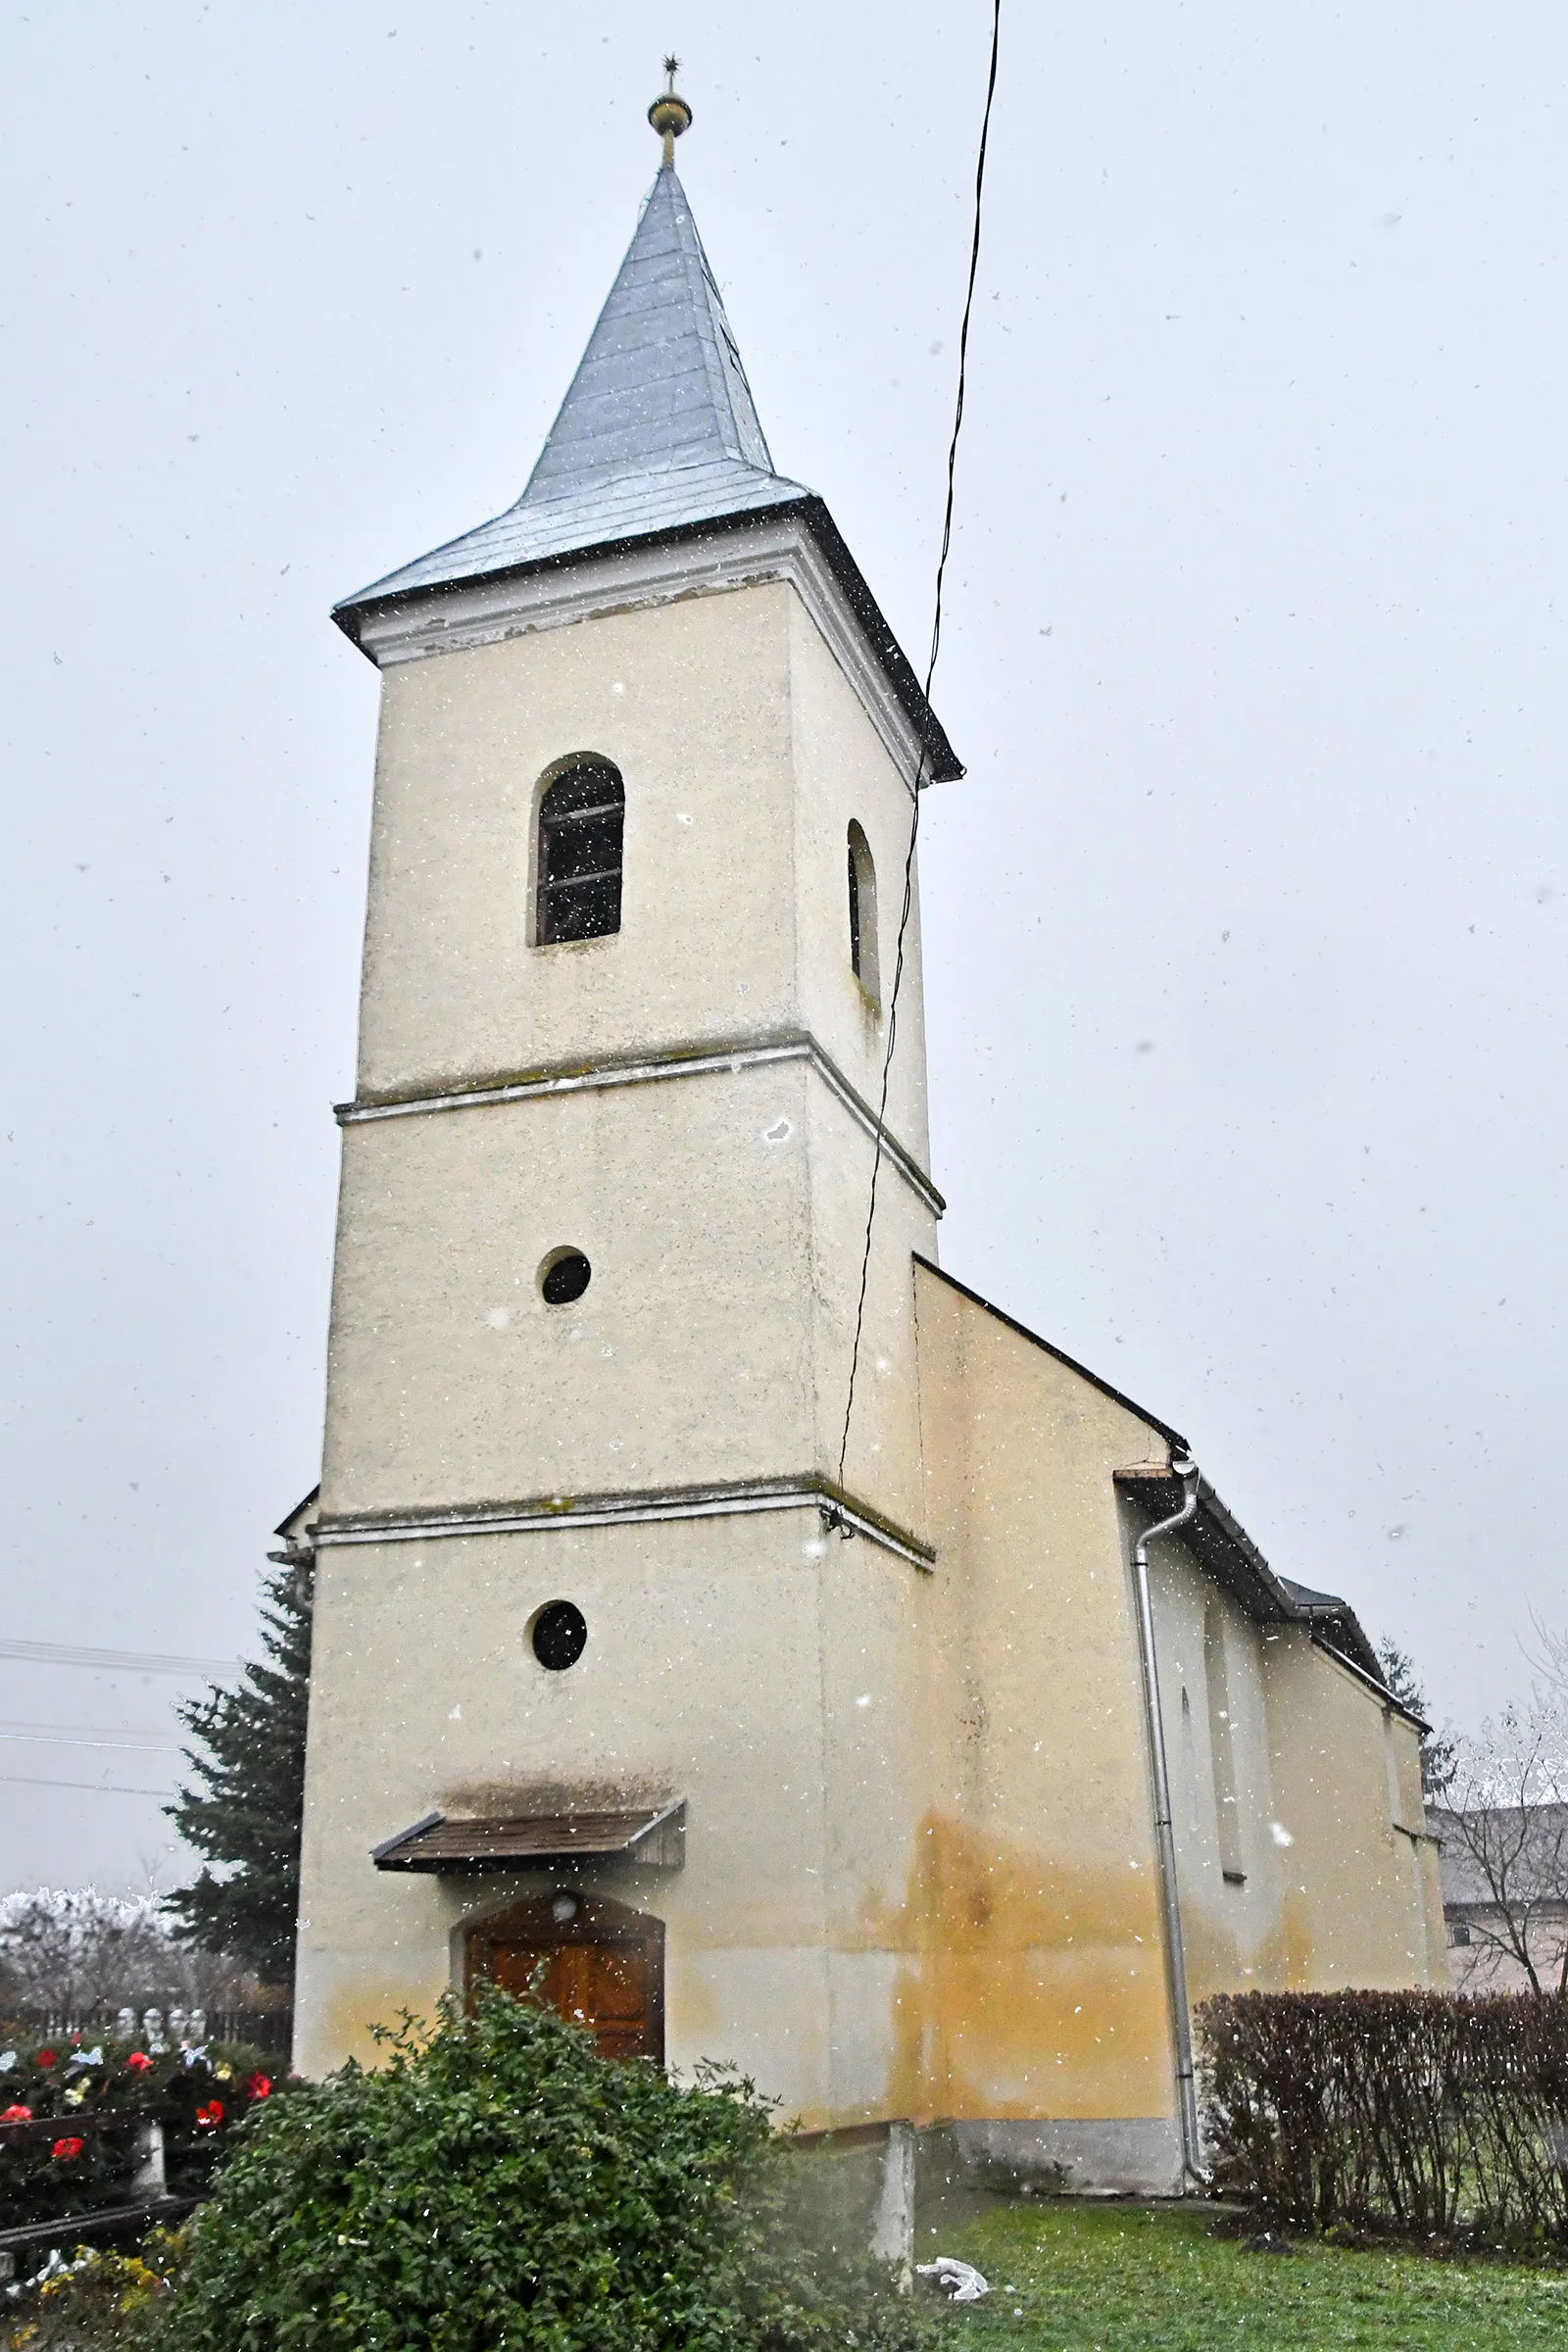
[0, 1886, 257, 2017]
[1525, 1608, 1568, 1704]
[1432, 1703, 1568, 1995]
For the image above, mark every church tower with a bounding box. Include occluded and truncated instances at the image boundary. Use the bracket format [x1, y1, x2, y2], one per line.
[295, 82, 1447, 2194]
[293, 90, 962, 2119]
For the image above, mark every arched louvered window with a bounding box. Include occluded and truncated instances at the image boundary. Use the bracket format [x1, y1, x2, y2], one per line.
[536, 759, 624, 945]
[847, 821, 880, 1004]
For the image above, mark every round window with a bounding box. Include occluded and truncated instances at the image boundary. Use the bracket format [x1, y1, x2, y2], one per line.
[531, 1600, 588, 1672]
[540, 1249, 592, 1305]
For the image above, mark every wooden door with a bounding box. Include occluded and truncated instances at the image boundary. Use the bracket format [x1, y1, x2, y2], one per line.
[466, 1892, 663, 2065]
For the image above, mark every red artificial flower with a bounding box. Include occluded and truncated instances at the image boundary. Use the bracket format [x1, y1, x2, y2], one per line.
[50, 2137, 85, 2163]
[194, 2100, 223, 2131]
[2, 2104, 32, 2123]
[245, 2074, 271, 2099]
[35, 2050, 56, 2069]
[125, 2051, 154, 2073]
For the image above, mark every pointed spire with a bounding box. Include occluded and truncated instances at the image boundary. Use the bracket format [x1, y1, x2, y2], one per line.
[340, 138, 806, 610]
[332, 96, 961, 784]
[524, 165, 778, 501]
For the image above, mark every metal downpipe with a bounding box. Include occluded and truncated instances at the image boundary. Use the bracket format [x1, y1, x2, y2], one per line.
[1130, 1456, 1208, 2188]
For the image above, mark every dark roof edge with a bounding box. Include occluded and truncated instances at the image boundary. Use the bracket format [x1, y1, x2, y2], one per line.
[1114, 1464, 1391, 1692]
[330, 496, 964, 785]
[272, 1485, 320, 1543]
[913, 1254, 1190, 1450]
[1310, 1633, 1429, 1734]
[911, 1257, 1396, 1685]
[795, 498, 963, 782]
[371, 1810, 444, 1865]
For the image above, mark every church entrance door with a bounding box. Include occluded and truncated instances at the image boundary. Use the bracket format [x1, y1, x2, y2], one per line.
[465, 1890, 664, 2064]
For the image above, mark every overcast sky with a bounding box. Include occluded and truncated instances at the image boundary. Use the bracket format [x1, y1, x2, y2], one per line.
[3, 1, 1564, 1894]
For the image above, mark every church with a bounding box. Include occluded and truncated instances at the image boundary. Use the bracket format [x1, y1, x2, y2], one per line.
[287, 83, 1446, 2199]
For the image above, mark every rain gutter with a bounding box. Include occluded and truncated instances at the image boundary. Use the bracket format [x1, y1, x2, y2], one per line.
[1128, 1456, 1209, 2189]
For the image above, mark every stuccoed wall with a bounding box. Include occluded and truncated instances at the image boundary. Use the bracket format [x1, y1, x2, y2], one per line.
[1143, 1546, 1444, 2002]
[908, 1262, 1180, 2191]
[1260, 1631, 1446, 1988]
[353, 577, 930, 1159]
[356, 583, 795, 1100]
[1146, 1547, 1288, 2003]
[293, 1507, 934, 2119]
[320, 570, 938, 1531]
[321, 1035, 933, 1528]
[908, 1263, 1446, 2190]
[297, 552, 1442, 2183]
[322, 1059, 820, 1513]
[787, 592, 932, 1173]
[299, 564, 944, 2092]
[297, 1253, 1445, 2163]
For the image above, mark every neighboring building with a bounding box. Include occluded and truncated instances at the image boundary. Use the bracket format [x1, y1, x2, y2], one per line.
[289, 95, 1446, 2197]
[1429, 1803, 1568, 1993]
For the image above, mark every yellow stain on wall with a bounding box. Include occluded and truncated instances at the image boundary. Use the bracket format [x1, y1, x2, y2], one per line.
[320, 1977, 438, 2071]
[877, 1812, 1175, 2126]
[667, 1963, 723, 2042]
[1282, 1888, 1320, 1986]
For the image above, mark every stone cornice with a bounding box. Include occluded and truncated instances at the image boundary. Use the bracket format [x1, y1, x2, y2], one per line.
[336, 1031, 945, 1217]
[312, 1474, 935, 1573]
[351, 512, 933, 798]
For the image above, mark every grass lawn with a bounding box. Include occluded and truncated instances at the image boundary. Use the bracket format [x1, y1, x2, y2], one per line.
[934, 2201, 1568, 2351]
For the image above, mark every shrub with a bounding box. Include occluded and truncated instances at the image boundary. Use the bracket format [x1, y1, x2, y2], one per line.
[160, 1984, 930, 2352]
[1199, 1988, 1568, 2244]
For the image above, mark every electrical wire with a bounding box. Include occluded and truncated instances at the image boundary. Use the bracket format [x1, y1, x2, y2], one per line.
[837, 0, 1003, 1487]
[0, 1638, 236, 1679]
[0, 1772, 173, 1798]
[0, 1730, 182, 1753]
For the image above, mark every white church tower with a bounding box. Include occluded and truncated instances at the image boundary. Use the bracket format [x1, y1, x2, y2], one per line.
[294, 87, 962, 2110]
[293, 82, 1445, 2190]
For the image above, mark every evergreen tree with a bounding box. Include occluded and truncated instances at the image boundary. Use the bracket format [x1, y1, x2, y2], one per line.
[166, 1559, 313, 1984]
[1376, 1636, 1457, 1797]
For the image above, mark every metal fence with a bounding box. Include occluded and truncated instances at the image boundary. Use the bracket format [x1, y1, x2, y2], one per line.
[1, 2002, 290, 2056]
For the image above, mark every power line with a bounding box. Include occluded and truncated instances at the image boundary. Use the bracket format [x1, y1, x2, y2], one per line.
[0, 1772, 173, 1798]
[838, 0, 1003, 1485]
[0, 1729, 183, 1754]
[0, 1638, 237, 1679]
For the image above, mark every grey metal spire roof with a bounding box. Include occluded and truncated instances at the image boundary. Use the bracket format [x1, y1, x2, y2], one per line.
[340, 167, 807, 604]
[523, 163, 785, 504]
[332, 163, 962, 782]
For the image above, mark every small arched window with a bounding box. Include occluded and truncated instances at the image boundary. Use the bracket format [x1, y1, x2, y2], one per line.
[847, 821, 880, 1004]
[536, 759, 624, 945]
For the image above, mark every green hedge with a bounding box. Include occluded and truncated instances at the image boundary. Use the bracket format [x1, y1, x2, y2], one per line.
[1199, 1989, 1568, 2244]
[160, 1984, 930, 2352]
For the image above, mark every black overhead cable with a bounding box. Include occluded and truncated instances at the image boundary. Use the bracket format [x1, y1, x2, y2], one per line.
[0, 1772, 173, 1798]
[837, 0, 1003, 1489]
[0, 1637, 237, 1677]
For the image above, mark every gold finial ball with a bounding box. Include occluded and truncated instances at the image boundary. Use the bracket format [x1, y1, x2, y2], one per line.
[649, 56, 691, 155]
[649, 90, 693, 143]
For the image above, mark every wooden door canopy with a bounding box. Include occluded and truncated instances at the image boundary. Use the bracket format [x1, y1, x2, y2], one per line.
[371, 1799, 685, 1873]
[466, 1889, 664, 2065]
